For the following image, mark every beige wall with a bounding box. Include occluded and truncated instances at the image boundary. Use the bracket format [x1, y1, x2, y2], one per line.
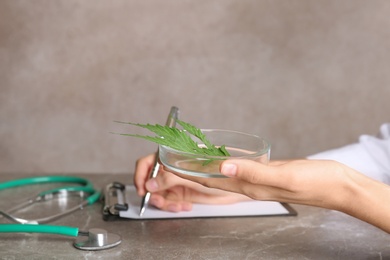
[1, 1, 389, 174]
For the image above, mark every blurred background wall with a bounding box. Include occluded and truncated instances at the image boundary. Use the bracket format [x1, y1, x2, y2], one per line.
[1, 0, 389, 174]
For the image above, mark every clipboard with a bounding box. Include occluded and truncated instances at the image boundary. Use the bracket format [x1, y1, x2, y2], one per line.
[102, 182, 297, 220]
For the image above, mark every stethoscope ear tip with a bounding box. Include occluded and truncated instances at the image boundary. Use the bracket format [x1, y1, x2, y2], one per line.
[73, 228, 121, 251]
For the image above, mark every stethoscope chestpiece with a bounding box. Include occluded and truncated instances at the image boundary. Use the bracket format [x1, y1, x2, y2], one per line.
[73, 228, 121, 251]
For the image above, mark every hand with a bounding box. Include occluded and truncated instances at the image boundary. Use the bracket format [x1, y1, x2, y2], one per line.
[171, 159, 349, 209]
[133, 153, 249, 212]
[171, 159, 390, 233]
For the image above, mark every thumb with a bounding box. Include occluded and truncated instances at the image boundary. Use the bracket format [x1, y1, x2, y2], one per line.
[220, 159, 276, 185]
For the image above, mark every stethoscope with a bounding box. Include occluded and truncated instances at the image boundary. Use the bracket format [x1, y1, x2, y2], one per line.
[0, 176, 121, 251]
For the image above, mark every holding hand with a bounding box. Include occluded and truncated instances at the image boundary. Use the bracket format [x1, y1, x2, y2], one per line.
[133, 154, 249, 212]
[172, 159, 390, 233]
[134, 153, 390, 233]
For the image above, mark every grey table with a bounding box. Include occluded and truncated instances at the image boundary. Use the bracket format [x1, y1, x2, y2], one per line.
[0, 173, 389, 260]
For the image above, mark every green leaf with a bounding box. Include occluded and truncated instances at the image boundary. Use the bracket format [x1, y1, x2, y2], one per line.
[112, 120, 231, 159]
[176, 120, 214, 149]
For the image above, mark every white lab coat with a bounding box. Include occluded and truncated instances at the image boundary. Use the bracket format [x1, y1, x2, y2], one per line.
[307, 123, 390, 184]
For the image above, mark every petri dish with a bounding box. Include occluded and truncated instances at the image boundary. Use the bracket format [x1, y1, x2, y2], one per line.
[159, 129, 270, 178]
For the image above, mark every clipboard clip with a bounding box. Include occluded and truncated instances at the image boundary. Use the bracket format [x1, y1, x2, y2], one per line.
[102, 182, 128, 221]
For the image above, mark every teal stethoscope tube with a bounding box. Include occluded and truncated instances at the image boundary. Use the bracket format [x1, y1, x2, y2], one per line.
[0, 224, 79, 237]
[0, 175, 100, 225]
[0, 176, 100, 205]
[0, 176, 91, 188]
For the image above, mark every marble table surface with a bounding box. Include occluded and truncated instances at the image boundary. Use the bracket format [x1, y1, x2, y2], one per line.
[0, 173, 389, 260]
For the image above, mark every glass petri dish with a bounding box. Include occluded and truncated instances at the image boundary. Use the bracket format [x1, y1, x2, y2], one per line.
[159, 129, 270, 178]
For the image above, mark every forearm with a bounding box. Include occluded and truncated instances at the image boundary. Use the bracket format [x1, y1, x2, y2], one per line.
[173, 159, 390, 232]
[336, 167, 390, 233]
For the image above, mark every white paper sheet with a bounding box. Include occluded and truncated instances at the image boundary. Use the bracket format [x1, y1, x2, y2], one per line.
[119, 186, 295, 219]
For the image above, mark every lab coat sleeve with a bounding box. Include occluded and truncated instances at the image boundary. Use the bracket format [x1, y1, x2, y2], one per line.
[307, 123, 390, 184]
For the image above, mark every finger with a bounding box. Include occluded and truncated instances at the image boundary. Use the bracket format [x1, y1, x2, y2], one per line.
[183, 188, 250, 205]
[133, 153, 156, 195]
[173, 171, 244, 194]
[220, 159, 281, 187]
[160, 165, 233, 194]
[268, 160, 291, 166]
[149, 193, 193, 212]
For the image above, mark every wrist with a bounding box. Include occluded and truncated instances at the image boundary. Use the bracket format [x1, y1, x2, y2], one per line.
[337, 165, 390, 233]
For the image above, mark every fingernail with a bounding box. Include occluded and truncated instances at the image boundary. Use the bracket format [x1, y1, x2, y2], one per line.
[182, 203, 192, 211]
[146, 179, 159, 191]
[167, 204, 179, 212]
[221, 163, 237, 177]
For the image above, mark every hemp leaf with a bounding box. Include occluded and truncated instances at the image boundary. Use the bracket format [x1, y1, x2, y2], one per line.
[112, 119, 230, 158]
